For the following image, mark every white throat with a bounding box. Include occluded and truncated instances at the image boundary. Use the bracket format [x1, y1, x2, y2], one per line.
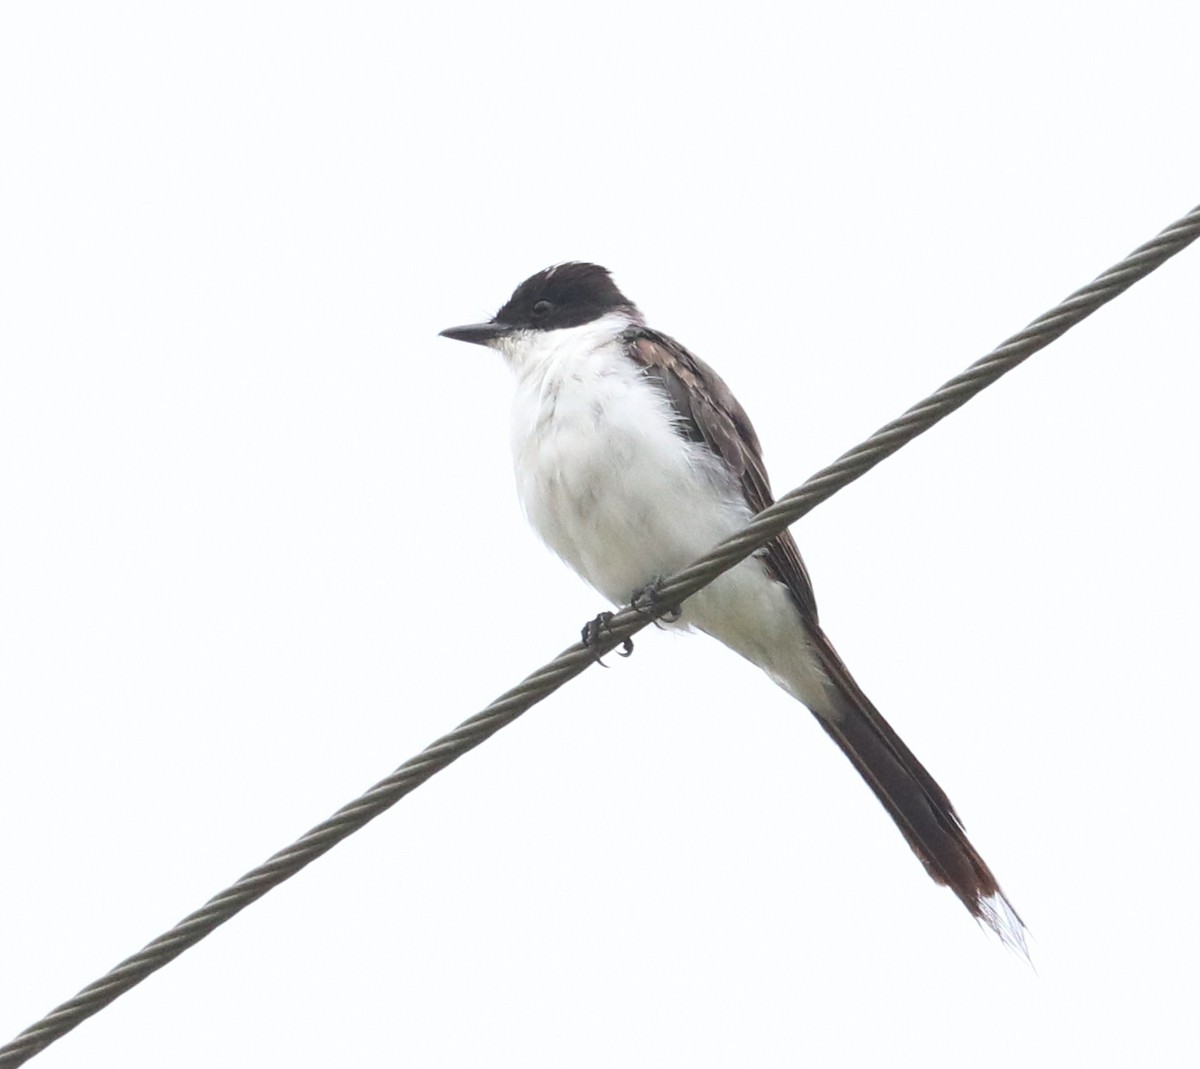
[494, 311, 639, 381]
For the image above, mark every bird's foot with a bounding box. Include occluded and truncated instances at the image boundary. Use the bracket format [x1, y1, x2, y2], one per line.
[580, 611, 634, 666]
[631, 576, 683, 628]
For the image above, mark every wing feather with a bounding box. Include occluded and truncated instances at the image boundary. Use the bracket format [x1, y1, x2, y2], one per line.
[628, 329, 819, 621]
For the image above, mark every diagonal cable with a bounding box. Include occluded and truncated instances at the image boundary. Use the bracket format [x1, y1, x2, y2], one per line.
[2, 201, 1198, 1068]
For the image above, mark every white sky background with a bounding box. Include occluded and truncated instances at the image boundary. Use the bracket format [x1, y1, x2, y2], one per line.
[2, 3, 1198, 1066]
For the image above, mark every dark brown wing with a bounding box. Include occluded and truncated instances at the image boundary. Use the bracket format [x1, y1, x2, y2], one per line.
[628, 328, 819, 622]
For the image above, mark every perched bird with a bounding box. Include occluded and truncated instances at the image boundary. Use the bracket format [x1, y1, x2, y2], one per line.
[440, 262, 1024, 949]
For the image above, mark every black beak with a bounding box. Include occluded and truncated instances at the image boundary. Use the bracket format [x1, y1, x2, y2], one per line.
[438, 321, 513, 346]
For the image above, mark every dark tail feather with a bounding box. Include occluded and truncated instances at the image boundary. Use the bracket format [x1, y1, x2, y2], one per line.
[803, 622, 1027, 953]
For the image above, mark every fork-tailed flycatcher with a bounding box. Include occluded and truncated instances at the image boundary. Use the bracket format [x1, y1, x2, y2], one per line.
[440, 262, 1024, 949]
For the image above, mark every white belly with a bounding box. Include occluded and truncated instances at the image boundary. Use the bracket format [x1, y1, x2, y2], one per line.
[502, 315, 829, 709]
[510, 334, 743, 605]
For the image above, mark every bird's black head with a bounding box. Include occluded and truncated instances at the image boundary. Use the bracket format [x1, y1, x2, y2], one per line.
[440, 262, 639, 346]
[494, 262, 636, 331]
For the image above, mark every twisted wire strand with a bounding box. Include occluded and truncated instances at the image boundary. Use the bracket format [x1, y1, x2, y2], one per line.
[2, 202, 1197, 1068]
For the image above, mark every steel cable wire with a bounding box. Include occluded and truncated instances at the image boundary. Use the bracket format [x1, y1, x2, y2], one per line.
[2, 202, 1197, 1068]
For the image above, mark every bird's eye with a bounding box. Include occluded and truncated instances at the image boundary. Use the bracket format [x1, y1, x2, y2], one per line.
[532, 300, 552, 317]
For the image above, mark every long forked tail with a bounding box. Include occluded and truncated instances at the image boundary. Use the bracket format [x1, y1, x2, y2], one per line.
[803, 622, 1027, 953]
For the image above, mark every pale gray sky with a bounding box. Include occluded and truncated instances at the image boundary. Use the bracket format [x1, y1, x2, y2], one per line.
[2, 3, 1198, 1066]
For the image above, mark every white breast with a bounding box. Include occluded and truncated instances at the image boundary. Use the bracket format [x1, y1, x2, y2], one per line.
[500, 314, 747, 606]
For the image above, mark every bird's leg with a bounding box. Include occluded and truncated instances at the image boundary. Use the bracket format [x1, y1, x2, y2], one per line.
[631, 575, 683, 628]
[580, 611, 634, 665]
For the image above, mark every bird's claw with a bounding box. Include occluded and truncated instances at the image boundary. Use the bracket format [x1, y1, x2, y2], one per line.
[581, 611, 634, 666]
[631, 576, 683, 627]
